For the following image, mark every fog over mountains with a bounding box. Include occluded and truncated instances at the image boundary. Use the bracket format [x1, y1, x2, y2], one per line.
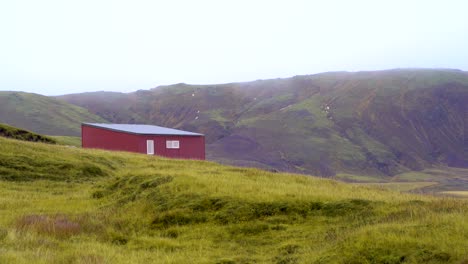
[58, 69, 468, 176]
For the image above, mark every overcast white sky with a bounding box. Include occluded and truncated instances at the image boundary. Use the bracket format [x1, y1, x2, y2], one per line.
[1, 0, 467, 95]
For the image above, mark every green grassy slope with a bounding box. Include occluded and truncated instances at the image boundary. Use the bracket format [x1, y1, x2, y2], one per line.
[0, 91, 107, 136]
[0, 137, 467, 263]
[48, 136, 81, 147]
[0, 123, 56, 144]
[0, 122, 82, 147]
[57, 69, 468, 177]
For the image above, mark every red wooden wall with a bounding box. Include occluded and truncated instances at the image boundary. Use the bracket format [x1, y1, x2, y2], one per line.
[81, 125, 205, 160]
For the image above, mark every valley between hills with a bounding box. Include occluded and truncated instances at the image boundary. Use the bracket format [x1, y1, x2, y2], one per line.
[1, 69, 466, 195]
[0, 69, 467, 262]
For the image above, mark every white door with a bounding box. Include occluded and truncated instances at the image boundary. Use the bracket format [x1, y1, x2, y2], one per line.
[146, 140, 154, 155]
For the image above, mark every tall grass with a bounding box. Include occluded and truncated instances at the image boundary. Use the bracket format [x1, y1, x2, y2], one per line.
[49, 136, 81, 147]
[0, 137, 466, 263]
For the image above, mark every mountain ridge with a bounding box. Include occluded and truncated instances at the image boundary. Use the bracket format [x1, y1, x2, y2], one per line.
[55, 69, 467, 177]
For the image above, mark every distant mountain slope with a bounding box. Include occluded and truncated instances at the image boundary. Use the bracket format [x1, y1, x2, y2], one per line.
[57, 69, 468, 176]
[0, 91, 107, 136]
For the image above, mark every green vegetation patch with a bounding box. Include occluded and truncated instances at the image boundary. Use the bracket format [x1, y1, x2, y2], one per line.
[0, 137, 113, 182]
[316, 217, 467, 263]
[93, 172, 377, 228]
[0, 123, 56, 144]
[0, 137, 467, 263]
[335, 173, 386, 183]
[439, 191, 468, 198]
[49, 136, 81, 147]
[359, 182, 439, 192]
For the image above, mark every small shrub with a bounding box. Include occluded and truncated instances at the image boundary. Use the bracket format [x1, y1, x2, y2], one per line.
[415, 249, 451, 262]
[213, 199, 323, 224]
[162, 228, 179, 238]
[322, 199, 372, 217]
[111, 234, 129, 245]
[280, 244, 300, 255]
[309, 201, 324, 211]
[191, 197, 230, 212]
[81, 164, 105, 177]
[271, 224, 287, 231]
[151, 209, 207, 228]
[92, 190, 106, 199]
[252, 202, 286, 217]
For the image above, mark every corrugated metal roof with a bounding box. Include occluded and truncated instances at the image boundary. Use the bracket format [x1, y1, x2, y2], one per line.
[83, 123, 203, 136]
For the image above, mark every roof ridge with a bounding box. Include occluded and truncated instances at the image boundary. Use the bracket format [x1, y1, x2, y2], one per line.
[82, 123, 203, 136]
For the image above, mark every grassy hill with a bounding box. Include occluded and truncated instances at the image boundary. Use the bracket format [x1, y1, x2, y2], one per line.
[0, 123, 56, 144]
[0, 136, 467, 263]
[57, 69, 468, 177]
[0, 91, 107, 136]
[0, 122, 82, 147]
[48, 136, 81, 147]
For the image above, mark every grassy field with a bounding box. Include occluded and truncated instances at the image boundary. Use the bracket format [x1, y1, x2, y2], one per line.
[439, 191, 468, 198]
[336, 168, 468, 196]
[334, 173, 387, 183]
[392, 168, 468, 195]
[356, 182, 439, 192]
[0, 136, 467, 263]
[49, 136, 82, 147]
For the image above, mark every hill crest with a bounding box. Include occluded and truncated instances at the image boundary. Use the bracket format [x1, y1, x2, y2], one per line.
[56, 69, 468, 177]
[0, 91, 107, 136]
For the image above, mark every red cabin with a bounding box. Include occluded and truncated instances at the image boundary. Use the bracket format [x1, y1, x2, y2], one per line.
[81, 123, 205, 160]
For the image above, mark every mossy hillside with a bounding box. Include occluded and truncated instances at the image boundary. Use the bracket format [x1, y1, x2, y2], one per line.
[233, 97, 371, 176]
[0, 123, 56, 144]
[0, 137, 467, 263]
[57, 69, 468, 177]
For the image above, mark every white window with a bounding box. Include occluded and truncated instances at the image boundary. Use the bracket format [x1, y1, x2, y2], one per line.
[146, 140, 154, 155]
[166, 140, 180, 149]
